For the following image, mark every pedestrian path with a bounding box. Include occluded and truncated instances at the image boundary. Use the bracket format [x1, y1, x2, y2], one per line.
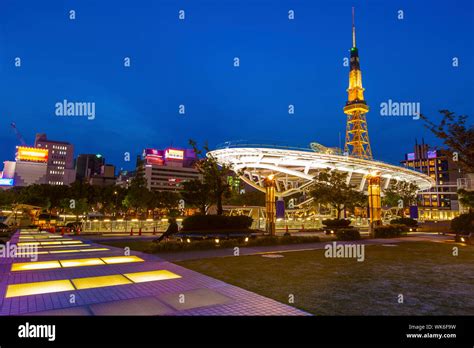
[0, 229, 307, 316]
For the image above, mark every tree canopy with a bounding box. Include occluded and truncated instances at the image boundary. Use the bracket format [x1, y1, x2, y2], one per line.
[309, 169, 366, 219]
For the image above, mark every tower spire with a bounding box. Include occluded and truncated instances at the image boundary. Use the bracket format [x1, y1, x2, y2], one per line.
[352, 7, 356, 47]
[343, 8, 373, 160]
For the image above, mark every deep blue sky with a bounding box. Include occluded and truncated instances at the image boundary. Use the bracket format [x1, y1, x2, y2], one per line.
[0, 0, 472, 171]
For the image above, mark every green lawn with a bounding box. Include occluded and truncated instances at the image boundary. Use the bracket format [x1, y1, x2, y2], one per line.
[177, 241, 474, 315]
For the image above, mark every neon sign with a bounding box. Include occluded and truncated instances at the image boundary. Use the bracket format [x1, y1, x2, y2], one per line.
[0, 178, 14, 186]
[165, 148, 184, 160]
[16, 147, 48, 163]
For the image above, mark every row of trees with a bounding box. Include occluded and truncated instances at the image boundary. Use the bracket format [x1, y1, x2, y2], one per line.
[0, 140, 260, 219]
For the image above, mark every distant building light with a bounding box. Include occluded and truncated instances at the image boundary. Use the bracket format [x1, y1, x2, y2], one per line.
[0, 178, 14, 186]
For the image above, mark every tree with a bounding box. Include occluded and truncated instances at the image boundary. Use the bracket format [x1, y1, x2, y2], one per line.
[421, 110, 474, 172]
[123, 158, 150, 215]
[383, 181, 419, 217]
[224, 189, 265, 207]
[189, 140, 231, 215]
[309, 169, 366, 219]
[181, 179, 213, 214]
[147, 190, 180, 218]
[458, 189, 474, 212]
[60, 197, 89, 222]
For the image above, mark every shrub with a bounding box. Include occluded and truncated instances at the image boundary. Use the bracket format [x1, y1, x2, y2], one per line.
[181, 215, 253, 231]
[373, 224, 407, 238]
[322, 219, 351, 228]
[390, 217, 418, 227]
[451, 213, 474, 234]
[147, 235, 321, 253]
[335, 228, 361, 241]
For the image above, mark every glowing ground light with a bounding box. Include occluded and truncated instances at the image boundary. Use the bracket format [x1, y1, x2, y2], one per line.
[59, 258, 106, 268]
[36, 244, 91, 249]
[16, 251, 49, 256]
[77, 248, 109, 252]
[100, 256, 144, 264]
[49, 249, 89, 254]
[123, 270, 181, 283]
[5, 280, 74, 298]
[5, 269, 182, 297]
[72, 274, 132, 290]
[11, 256, 143, 272]
[11, 261, 61, 272]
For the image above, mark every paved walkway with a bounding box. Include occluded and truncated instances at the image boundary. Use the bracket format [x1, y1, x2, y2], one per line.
[0, 229, 307, 316]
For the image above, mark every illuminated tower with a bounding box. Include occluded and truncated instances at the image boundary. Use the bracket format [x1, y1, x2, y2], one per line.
[343, 8, 373, 160]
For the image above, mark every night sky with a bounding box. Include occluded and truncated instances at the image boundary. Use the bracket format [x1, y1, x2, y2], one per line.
[0, 0, 472, 171]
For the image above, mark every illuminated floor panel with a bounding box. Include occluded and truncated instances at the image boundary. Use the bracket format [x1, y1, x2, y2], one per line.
[123, 270, 181, 283]
[49, 249, 89, 254]
[72, 274, 132, 290]
[5, 280, 74, 298]
[11, 261, 61, 272]
[60, 258, 105, 268]
[101, 256, 144, 264]
[37, 244, 91, 249]
[79, 248, 109, 252]
[40, 241, 83, 245]
[16, 251, 49, 256]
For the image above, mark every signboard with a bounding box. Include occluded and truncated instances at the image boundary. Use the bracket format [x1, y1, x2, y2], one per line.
[165, 148, 184, 160]
[16, 147, 48, 163]
[409, 206, 419, 219]
[276, 199, 285, 218]
[0, 178, 14, 186]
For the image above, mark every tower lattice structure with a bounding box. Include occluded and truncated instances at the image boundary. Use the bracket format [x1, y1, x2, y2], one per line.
[343, 8, 373, 160]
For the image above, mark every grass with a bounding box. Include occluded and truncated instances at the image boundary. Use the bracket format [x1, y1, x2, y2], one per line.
[177, 241, 474, 315]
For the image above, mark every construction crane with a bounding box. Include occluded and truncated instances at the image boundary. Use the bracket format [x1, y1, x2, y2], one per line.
[10, 122, 26, 145]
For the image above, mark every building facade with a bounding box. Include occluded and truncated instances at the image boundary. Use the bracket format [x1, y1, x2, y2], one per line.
[75, 154, 105, 181]
[34, 133, 75, 185]
[140, 148, 200, 191]
[401, 141, 462, 219]
[88, 164, 116, 187]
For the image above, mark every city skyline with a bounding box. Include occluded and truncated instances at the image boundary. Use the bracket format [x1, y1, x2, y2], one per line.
[0, 0, 472, 170]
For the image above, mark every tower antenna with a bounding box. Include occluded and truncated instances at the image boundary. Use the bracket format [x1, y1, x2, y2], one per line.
[352, 7, 356, 47]
[343, 7, 372, 160]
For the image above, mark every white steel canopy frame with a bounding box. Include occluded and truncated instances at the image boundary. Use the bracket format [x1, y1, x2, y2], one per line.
[209, 145, 434, 197]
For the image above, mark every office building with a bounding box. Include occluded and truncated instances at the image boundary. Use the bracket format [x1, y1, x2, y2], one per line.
[401, 140, 462, 219]
[140, 148, 200, 191]
[34, 133, 75, 185]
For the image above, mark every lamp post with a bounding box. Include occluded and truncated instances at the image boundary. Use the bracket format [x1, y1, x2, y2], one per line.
[264, 174, 276, 236]
[367, 172, 382, 237]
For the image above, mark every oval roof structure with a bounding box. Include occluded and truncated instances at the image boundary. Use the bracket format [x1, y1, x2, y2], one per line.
[209, 144, 434, 197]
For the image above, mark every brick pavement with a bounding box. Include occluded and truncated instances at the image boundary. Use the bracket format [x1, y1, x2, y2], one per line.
[0, 229, 308, 316]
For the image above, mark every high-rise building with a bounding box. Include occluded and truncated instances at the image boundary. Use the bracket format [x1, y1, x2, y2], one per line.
[401, 140, 462, 219]
[343, 8, 372, 160]
[34, 133, 75, 185]
[88, 164, 116, 187]
[140, 148, 200, 191]
[75, 154, 105, 181]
